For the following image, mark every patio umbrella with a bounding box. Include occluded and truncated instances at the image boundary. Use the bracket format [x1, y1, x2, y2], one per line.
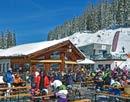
[77, 58, 95, 64]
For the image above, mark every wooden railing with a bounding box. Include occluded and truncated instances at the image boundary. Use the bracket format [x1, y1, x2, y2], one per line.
[0, 86, 31, 101]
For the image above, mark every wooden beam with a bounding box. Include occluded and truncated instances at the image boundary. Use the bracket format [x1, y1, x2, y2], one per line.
[65, 61, 77, 64]
[60, 52, 65, 72]
[29, 40, 70, 59]
[31, 60, 62, 63]
[44, 54, 51, 72]
[10, 57, 30, 71]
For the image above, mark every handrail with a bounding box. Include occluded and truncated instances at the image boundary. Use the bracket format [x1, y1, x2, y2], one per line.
[0, 93, 31, 99]
[0, 86, 31, 91]
[33, 93, 54, 99]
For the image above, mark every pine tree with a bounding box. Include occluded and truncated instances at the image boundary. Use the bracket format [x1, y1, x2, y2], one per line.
[47, 0, 130, 40]
[12, 32, 16, 46]
[126, 0, 130, 26]
[0, 32, 4, 49]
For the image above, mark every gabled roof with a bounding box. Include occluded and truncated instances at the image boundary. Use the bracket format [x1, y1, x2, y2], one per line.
[0, 39, 68, 57]
[0, 39, 85, 60]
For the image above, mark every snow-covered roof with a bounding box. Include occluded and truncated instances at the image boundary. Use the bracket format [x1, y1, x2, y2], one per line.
[0, 38, 69, 57]
[77, 58, 95, 64]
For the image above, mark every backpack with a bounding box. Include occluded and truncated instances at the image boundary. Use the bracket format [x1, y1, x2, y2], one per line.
[3, 73, 7, 82]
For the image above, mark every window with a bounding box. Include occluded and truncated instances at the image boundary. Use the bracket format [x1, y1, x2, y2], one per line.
[50, 64, 59, 71]
[6, 63, 9, 69]
[0, 64, 1, 74]
[98, 64, 103, 68]
[105, 64, 110, 69]
[23, 63, 30, 72]
[13, 64, 19, 72]
[51, 51, 60, 59]
[3, 63, 5, 72]
[36, 64, 44, 71]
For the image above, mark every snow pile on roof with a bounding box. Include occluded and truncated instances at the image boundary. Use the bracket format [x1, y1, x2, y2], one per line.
[77, 58, 95, 64]
[68, 28, 130, 54]
[119, 58, 130, 69]
[0, 38, 68, 57]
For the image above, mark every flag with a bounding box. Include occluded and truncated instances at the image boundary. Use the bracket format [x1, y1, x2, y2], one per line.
[112, 31, 120, 52]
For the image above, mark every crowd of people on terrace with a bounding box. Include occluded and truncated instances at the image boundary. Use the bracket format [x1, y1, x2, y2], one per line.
[2, 64, 129, 101]
[29, 64, 129, 97]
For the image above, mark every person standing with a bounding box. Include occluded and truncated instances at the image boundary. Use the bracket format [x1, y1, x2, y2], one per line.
[6, 68, 14, 87]
[5, 68, 14, 96]
[43, 73, 50, 89]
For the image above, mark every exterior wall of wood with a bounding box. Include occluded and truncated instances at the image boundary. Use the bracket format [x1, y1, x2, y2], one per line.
[128, 54, 130, 58]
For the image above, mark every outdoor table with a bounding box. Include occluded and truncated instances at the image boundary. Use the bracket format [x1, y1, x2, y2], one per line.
[13, 81, 26, 87]
[103, 85, 124, 91]
[94, 92, 130, 102]
[72, 99, 91, 102]
[32, 92, 54, 101]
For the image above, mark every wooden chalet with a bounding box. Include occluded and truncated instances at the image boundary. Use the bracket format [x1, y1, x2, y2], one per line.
[0, 39, 85, 74]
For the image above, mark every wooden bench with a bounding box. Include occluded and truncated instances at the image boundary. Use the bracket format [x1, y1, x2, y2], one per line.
[72, 99, 91, 102]
[0, 93, 31, 99]
[32, 93, 54, 102]
[0, 86, 31, 97]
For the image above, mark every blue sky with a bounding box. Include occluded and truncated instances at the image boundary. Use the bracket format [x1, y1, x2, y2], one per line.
[0, 0, 96, 45]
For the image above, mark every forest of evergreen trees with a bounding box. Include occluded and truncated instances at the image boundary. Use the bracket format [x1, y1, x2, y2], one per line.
[0, 30, 16, 49]
[48, 0, 130, 40]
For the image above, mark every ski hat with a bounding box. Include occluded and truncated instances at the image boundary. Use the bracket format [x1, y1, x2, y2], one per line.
[43, 89, 48, 94]
[8, 68, 12, 71]
[59, 85, 66, 90]
[51, 80, 62, 89]
[35, 71, 39, 76]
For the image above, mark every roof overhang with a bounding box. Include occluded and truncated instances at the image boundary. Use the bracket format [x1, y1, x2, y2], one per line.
[31, 59, 77, 64]
[28, 40, 85, 60]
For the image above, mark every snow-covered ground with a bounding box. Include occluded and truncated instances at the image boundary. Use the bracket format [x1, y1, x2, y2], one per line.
[68, 28, 130, 54]
[67, 28, 130, 68]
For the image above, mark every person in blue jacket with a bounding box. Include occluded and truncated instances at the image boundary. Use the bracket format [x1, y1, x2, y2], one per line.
[6, 68, 14, 86]
[5, 68, 14, 96]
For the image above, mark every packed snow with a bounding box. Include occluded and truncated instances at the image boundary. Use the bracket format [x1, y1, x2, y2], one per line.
[68, 28, 130, 54]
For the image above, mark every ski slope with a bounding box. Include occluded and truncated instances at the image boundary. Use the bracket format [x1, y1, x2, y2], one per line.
[68, 28, 130, 54]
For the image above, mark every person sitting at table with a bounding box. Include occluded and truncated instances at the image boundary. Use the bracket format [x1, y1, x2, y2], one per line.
[13, 73, 23, 86]
[120, 75, 128, 87]
[51, 79, 63, 92]
[111, 78, 121, 87]
[55, 84, 68, 102]
[109, 78, 121, 95]
[94, 72, 104, 92]
[103, 71, 111, 85]
[123, 65, 128, 77]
